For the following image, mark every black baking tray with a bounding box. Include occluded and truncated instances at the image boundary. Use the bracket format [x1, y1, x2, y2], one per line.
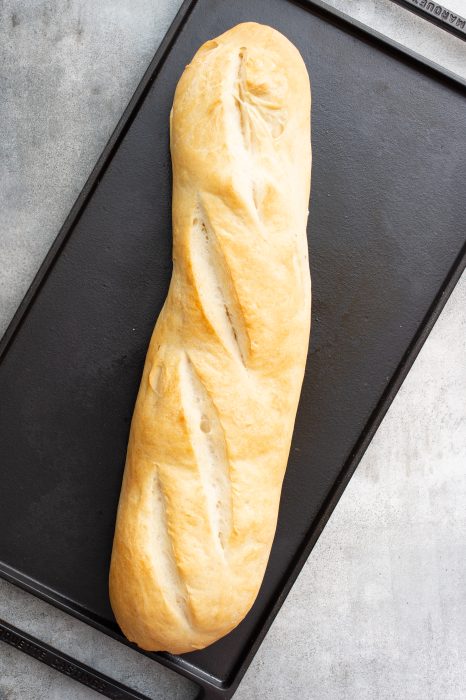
[1, 0, 465, 698]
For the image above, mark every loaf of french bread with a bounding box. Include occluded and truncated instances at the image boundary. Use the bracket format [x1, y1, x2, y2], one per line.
[109, 22, 312, 653]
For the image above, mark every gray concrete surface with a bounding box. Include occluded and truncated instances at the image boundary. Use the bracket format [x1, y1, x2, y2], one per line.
[1, 0, 465, 698]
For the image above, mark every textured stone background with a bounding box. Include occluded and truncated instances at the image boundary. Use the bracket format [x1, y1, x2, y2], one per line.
[0, 0, 465, 698]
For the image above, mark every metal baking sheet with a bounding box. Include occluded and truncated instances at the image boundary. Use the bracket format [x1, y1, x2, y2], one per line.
[1, 0, 465, 697]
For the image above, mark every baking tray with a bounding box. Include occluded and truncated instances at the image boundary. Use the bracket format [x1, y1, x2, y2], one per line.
[391, 0, 466, 41]
[1, 0, 465, 697]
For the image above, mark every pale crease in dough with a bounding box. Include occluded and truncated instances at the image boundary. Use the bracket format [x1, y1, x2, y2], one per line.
[180, 354, 233, 552]
[190, 205, 249, 365]
[149, 470, 191, 626]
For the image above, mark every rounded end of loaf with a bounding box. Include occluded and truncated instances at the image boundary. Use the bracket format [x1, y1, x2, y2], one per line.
[109, 543, 263, 653]
[174, 21, 311, 127]
[170, 20, 311, 219]
[196, 21, 310, 87]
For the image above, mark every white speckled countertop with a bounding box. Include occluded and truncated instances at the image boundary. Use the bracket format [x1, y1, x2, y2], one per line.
[0, 1, 465, 698]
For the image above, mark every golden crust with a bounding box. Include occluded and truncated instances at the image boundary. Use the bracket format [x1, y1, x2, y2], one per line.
[109, 22, 311, 654]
